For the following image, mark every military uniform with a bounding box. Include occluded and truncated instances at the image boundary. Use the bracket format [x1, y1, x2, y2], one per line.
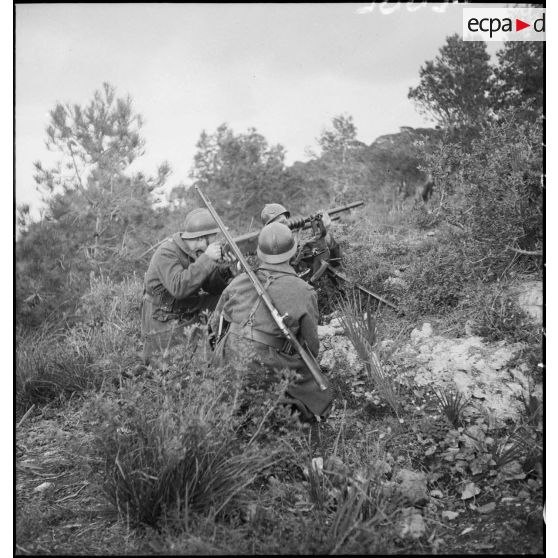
[210, 261, 333, 420]
[141, 232, 230, 364]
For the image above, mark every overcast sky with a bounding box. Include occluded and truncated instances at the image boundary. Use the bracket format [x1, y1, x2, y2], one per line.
[16, 3, 504, 214]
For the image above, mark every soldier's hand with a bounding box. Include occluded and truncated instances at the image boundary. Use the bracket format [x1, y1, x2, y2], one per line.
[205, 242, 223, 262]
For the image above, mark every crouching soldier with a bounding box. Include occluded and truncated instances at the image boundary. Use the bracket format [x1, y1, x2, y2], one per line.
[141, 208, 233, 365]
[210, 222, 333, 422]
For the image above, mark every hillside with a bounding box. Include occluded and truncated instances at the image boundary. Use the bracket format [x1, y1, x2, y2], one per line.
[16, 202, 543, 555]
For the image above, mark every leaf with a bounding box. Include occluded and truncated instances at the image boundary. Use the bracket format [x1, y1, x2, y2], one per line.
[477, 502, 496, 514]
[461, 482, 480, 500]
[442, 510, 459, 520]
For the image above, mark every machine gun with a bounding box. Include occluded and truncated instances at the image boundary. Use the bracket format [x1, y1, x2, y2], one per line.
[225, 200, 364, 258]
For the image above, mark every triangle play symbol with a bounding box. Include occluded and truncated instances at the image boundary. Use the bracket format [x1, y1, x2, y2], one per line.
[516, 19, 530, 31]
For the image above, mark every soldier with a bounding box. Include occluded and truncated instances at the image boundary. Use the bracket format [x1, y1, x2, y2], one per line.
[261, 203, 342, 312]
[141, 208, 233, 365]
[210, 222, 333, 422]
[260, 203, 341, 273]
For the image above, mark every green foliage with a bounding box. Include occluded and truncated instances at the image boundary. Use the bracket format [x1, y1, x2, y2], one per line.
[16, 276, 144, 413]
[84, 344, 293, 527]
[17, 83, 170, 329]
[492, 42, 544, 117]
[433, 389, 470, 429]
[16, 325, 96, 412]
[425, 107, 543, 274]
[476, 291, 533, 344]
[408, 34, 492, 128]
[189, 124, 295, 227]
[402, 233, 470, 315]
[314, 114, 371, 203]
[337, 292, 401, 418]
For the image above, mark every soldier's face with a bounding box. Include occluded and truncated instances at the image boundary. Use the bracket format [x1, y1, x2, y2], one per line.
[187, 233, 218, 255]
[273, 214, 288, 225]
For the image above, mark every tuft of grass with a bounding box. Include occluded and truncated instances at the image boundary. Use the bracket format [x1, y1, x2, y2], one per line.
[433, 388, 470, 428]
[86, 344, 287, 528]
[337, 291, 401, 418]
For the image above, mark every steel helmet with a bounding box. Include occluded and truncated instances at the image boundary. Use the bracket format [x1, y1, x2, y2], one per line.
[181, 208, 220, 239]
[257, 222, 297, 264]
[261, 203, 290, 226]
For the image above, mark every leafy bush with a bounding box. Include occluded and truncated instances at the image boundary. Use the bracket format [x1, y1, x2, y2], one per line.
[424, 106, 543, 276]
[402, 232, 471, 315]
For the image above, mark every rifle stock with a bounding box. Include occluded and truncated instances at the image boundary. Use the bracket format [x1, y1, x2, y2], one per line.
[195, 186, 329, 392]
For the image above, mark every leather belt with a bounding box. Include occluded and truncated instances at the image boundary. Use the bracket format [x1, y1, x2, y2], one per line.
[228, 322, 294, 354]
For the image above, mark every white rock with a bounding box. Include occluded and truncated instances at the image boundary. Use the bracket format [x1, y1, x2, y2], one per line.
[317, 324, 343, 339]
[410, 323, 433, 343]
[34, 482, 55, 493]
[395, 469, 428, 505]
[513, 281, 543, 324]
[398, 508, 426, 540]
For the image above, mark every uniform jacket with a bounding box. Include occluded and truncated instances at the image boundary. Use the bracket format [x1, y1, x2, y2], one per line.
[210, 261, 332, 417]
[141, 233, 230, 361]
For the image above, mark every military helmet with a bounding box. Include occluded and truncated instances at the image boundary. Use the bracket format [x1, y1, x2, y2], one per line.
[181, 208, 220, 239]
[261, 203, 290, 226]
[257, 222, 297, 264]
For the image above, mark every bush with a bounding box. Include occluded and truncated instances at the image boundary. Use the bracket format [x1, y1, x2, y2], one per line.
[16, 277, 144, 414]
[424, 107, 543, 276]
[402, 232, 471, 316]
[85, 344, 293, 528]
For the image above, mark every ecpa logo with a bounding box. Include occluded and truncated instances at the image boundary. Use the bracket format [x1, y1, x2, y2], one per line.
[463, 8, 545, 42]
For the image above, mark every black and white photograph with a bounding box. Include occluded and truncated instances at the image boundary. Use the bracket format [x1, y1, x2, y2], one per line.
[15, 2, 546, 555]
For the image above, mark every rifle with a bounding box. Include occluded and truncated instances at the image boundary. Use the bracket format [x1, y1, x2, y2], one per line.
[195, 185, 329, 392]
[306, 260, 399, 312]
[224, 200, 365, 258]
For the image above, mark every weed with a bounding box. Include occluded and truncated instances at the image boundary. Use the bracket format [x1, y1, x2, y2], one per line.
[337, 292, 401, 417]
[433, 388, 470, 428]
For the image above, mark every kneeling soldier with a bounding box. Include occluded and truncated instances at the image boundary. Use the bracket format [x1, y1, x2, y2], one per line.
[210, 222, 333, 422]
[141, 208, 232, 365]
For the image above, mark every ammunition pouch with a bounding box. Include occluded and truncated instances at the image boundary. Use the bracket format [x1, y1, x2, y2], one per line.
[145, 289, 200, 323]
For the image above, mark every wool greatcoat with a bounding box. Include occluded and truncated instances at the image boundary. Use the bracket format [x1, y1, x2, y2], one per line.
[141, 232, 230, 364]
[210, 261, 333, 419]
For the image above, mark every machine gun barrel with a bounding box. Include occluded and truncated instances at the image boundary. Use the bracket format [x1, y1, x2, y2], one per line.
[285, 200, 364, 230]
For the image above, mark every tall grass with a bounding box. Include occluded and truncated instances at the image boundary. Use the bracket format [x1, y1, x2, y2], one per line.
[337, 291, 401, 418]
[86, 346, 288, 528]
[16, 276, 144, 414]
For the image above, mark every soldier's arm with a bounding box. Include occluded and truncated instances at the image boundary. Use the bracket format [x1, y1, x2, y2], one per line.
[155, 244, 218, 299]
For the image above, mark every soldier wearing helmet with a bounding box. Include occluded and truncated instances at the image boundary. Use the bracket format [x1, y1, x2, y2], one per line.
[141, 208, 234, 365]
[210, 222, 333, 422]
[261, 202, 341, 283]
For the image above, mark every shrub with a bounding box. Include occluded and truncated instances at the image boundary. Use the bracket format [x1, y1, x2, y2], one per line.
[16, 277, 144, 413]
[16, 325, 96, 414]
[85, 344, 291, 528]
[423, 107, 543, 276]
[402, 232, 471, 316]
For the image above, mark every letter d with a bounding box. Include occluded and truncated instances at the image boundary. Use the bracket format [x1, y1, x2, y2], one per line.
[534, 13, 545, 32]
